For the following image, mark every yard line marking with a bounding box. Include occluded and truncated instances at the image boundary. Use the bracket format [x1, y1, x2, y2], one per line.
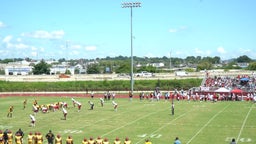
[186, 104, 230, 144]
[101, 107, 169, 137]
[236, 104, 253, 144]
[135, 108, 194, 144]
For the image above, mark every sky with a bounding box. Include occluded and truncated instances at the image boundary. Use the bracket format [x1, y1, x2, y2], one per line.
[0, 0, 256, 60]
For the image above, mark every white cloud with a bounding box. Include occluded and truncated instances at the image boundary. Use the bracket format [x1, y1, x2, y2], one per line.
[31, 51, 38, 57]
[5, 42, 30, 49]
[21, 30, 65, 39]
[194, 48, 204, 55]
[16, 38, 22, 42]
[217, 46, 226, 54]
[0, 21, 5, 28]
[85, 46, 97, 51]
[15, 43, 30, 49]
[169, 29, 178, 33]
[239, 48, 251, 54]
[2, 35, 12, 43]
[169, 26, 187, 33]
[31, 46, 37, 51]
[40, 47, 45, 52]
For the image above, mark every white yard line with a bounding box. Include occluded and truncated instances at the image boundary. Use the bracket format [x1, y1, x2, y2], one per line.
[236, 104, 254, 144]
[135, 109, 193, 144]
[101, 107, 168, 137]
[186, 104, 230, 144]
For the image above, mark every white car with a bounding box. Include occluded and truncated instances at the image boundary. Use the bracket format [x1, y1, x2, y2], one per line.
[136, 71, 153, 77]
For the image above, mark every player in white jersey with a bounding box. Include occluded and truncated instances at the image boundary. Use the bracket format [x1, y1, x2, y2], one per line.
[29, 114, 36, 127]
[112, 101, 118, 112]
[100, 98, 104, 107]
[88, 101, 94, 110]
[62, 107, 67, 120]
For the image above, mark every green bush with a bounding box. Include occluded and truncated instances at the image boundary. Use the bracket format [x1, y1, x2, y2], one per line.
[0, 78, 201, 92]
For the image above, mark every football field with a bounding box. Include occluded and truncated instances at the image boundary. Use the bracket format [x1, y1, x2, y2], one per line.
[0, 96, 255, 144]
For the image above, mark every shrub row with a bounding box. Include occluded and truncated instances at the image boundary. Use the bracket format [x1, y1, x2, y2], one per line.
[0, 78, 202, 92]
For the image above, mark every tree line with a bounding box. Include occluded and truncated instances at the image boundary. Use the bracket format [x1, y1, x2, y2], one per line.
[0, 55, 256, 75]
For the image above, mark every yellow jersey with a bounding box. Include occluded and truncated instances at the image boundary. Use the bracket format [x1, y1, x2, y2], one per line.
[27, 135, 34, 144]
[55, 137, 62, 144]
[124, 140, 131, 144]
[15, 135, 22, 144]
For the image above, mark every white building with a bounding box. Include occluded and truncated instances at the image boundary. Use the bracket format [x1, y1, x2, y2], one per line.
[50, 65, 75, 75]
[5, 66, 32, 75]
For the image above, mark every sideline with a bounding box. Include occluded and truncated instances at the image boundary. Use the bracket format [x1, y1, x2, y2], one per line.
[236, 104, 254, 144]
[186, 104, 230, 144]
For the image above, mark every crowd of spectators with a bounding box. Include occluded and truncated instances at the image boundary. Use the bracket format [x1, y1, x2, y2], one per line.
[202, 72, 256, 93]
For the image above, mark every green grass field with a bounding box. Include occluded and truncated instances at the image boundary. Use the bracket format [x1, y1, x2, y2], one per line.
[1, 96, 255, 144]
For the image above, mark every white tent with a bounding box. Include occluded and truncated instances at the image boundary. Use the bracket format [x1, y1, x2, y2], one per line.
[214, 87, 230, 92]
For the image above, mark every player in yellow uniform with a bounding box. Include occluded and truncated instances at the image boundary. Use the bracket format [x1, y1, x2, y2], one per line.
[81, 138, 88, 144]
[27, 132, 34, 144]
[144, 139, 152, 144]
[124, 137, 131, 144]
[33, 132, 38, 144]
[7, 106, 14, 118]
[66, 136, 73, 144]
[95, 136, 103, 144]
[7, 130, 13, 144]
[113, 137, 121, 144]
[55, 134, 62, 144]
[88, 137, 95, 144]
[0, 130, 4, 144]
[102, 138, 109, 144]
[15, 133, 22, 144]
[37, 132, 43, 144]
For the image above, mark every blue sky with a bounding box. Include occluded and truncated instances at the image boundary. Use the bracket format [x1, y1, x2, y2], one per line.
[0, 0, 256, 60]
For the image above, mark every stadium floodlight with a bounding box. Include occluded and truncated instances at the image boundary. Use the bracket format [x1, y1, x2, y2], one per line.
[121, 2, 141, 96]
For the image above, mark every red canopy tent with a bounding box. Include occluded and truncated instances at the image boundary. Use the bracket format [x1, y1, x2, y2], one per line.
[231, 88, 243, 93]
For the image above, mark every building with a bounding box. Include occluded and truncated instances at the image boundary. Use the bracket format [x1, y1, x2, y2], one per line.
[5, 66, 32, 75]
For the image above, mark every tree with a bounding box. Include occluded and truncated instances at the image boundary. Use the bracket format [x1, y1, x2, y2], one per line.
[236, 55, 252, 63]
[247, 62, 256, 70]
[86, 64, 101, 74]
[115, 62, 131, 73]
[196, 62, 212, 71]
[32, 60, 51, 75]
[137, 65, 157, 73]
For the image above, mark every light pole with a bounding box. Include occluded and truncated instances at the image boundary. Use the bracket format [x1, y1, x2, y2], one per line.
[121, 2, 141, 95]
